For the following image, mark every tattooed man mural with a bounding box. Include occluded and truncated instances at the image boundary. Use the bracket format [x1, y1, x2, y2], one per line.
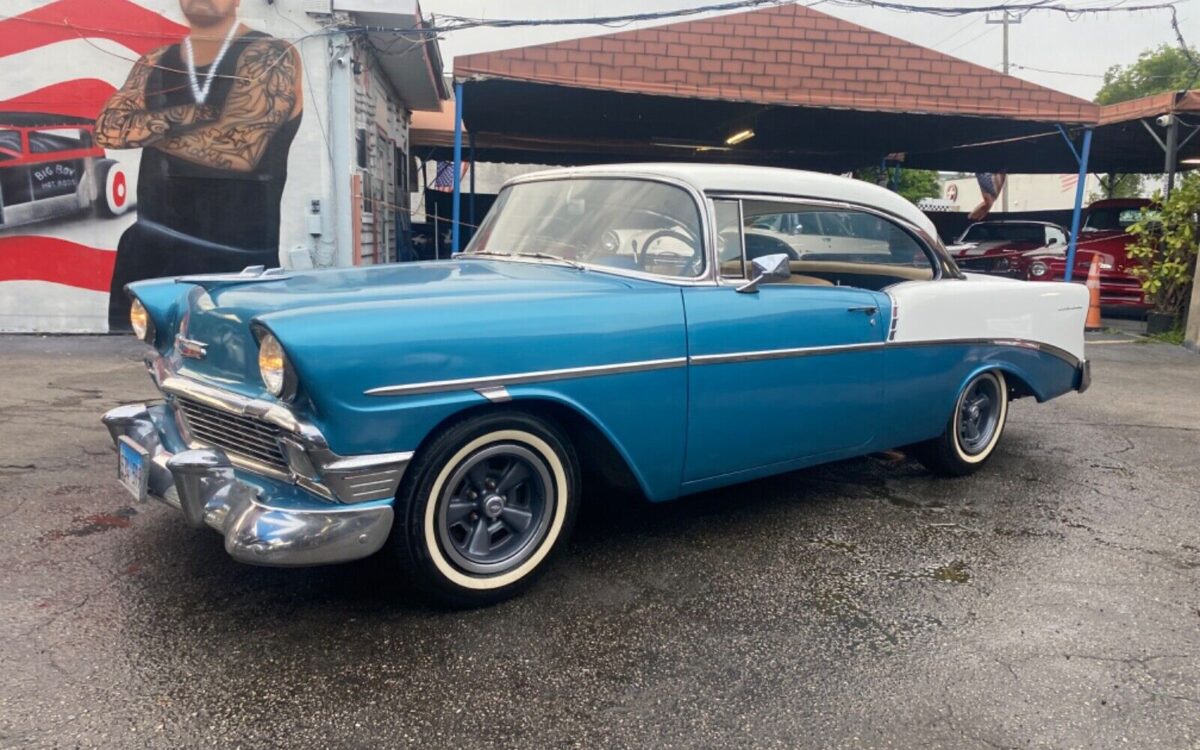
[96, 0, 303, 329]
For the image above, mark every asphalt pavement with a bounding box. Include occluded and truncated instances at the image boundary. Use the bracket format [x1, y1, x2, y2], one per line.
[1, 333, 1197, 749]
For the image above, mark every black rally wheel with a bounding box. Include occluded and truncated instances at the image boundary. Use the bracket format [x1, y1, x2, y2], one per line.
[390, 410, 580, 607]
[912, 370, 1009, 477]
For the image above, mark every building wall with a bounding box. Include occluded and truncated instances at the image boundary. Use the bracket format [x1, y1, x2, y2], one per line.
[0, 0, 348, 332]
[941, 173, 1105, 213]
[353, 45, 409, 266]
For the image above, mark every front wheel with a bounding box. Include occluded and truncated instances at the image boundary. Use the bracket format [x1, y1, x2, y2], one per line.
[912, 370, 1009, 477]
[390, 410, 580, 607]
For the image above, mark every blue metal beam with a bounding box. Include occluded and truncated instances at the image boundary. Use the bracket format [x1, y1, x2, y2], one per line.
[1063, 127, 1092, 282]
[451, 81, 464, 255]
[469, 131, 477, 229]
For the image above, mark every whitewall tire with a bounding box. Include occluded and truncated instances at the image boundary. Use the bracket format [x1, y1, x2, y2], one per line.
[390, 410, 579, 607]
[913, 370, 1009, 477]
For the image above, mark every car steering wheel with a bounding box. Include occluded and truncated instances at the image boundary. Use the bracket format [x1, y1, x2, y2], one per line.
[638, 229, 699, 273]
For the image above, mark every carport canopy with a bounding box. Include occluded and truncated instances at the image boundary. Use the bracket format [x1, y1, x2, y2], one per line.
[906, 90, 1200, 173]
[443, 3, 1100, 172]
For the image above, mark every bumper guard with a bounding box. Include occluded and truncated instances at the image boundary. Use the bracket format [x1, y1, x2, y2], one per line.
[103, 402, 399, 567]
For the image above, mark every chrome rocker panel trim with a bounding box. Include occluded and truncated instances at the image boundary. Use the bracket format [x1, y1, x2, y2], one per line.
[102, 398, 407, 567]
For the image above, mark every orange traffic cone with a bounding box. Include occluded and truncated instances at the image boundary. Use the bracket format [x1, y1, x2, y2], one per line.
[1085, 255, 1102, 331]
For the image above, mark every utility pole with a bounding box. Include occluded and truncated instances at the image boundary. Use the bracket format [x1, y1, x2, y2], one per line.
[987, 11, 1021, 213]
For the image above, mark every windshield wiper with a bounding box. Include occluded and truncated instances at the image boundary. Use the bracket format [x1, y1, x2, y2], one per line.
[512, 252, 586, 270]
[462, 250, 512, 258]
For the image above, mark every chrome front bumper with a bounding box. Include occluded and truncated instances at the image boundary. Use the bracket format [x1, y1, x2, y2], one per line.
[102, 401, 402, 567]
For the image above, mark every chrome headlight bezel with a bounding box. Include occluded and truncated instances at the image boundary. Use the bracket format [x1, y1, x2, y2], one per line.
[1029, 260, 1049, 278]
[254, 327, 297, 401]
[129, 297, 156, 344]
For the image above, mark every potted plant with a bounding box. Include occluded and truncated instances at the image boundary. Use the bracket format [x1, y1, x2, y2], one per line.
[1127, 173, 1199, 335]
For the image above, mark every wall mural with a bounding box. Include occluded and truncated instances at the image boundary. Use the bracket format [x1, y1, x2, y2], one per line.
[0, 0, 304, 332]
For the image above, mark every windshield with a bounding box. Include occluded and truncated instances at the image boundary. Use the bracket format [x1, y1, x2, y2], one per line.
[1084, 207, 1155, 232]
[465, 178, 705, 278]
[960, 223, 1045, 243]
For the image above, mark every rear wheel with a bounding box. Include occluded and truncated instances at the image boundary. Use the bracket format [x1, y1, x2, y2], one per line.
[912, 370, 1008, 477]
[390, 410, 579, 607]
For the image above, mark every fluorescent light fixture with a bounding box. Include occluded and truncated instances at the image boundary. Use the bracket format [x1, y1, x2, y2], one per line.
[1182, 157, 1200, 165]
[725, 129, 755, 146]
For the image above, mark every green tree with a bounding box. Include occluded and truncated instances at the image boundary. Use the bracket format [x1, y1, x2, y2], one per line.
[1093, 44, 1199, 198]
[1127, 173, 1199, 318]
[855, 167, 941, 205]
[1095, 44, 1198, 105]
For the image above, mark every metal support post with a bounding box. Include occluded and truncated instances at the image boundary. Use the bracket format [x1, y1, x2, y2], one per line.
[1059, 125, 1093, 282]
[1164, 115, 1179, 198]
[469, 132, 477, 230]
[451, 81, 464, 255]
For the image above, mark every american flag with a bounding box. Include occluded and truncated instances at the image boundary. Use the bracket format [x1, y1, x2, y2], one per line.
[432, 161, 469, 193]
[1060, 174, 1079, 192]
[0, 0, 186, 330]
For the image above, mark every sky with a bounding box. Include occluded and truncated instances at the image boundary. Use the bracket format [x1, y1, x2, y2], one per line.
[420, 0, 1197, 101]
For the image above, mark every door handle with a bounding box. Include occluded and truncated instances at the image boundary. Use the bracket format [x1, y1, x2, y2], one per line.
[847, 306, 878, 315]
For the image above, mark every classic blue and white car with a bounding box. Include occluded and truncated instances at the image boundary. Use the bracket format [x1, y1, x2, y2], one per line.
[103, 164, 1091, 605]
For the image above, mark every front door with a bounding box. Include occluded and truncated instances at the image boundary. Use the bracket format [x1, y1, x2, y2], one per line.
[681, 284, 887, 482]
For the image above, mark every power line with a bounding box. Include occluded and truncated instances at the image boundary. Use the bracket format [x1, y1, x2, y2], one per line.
[929, 16, 984, 49]
[944, 24, 998, 55]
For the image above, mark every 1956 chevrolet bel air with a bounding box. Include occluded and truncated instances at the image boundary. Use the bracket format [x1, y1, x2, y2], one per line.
[103, 164, 1090, 606]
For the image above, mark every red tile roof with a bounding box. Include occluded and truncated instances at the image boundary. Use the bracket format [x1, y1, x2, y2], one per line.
[455, 4, 1098, 124]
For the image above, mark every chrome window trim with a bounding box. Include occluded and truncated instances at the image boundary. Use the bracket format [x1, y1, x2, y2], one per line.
[365, 356, 688, 398]
[703, 192, 962, 284]
[476, 172, 719, 287]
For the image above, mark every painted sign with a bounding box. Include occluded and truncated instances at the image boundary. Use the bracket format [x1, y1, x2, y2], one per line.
[0, 0, 315, 332]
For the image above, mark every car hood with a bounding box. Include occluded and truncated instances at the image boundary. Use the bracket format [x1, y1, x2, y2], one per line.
[160, 260, 649, 393]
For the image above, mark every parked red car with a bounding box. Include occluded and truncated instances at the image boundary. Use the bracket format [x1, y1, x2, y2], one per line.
[0, 112, 130, 231]
[1018, 199, 1152, 311]
[947, 220, 1068, 276]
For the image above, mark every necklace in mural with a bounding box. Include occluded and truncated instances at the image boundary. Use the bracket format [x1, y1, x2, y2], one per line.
[183, 23, 239, 105]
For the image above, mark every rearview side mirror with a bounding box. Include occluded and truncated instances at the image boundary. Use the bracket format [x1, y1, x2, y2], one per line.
[736, 253, 791, 294]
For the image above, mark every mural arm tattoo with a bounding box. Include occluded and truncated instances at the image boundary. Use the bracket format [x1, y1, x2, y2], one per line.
[154, 40, 301, 173]
[95, 49, 217, 149]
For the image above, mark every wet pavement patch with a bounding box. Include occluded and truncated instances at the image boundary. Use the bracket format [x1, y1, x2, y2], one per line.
[41, 506, 138, 541]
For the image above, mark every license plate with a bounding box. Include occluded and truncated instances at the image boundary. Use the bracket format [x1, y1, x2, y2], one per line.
[117, 436, 149, 501]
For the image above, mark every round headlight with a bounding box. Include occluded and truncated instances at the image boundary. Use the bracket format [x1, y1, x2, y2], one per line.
[1030, 261, 1048, 278]
[129, 298, 152, 342]
[258, 332, 287, 397]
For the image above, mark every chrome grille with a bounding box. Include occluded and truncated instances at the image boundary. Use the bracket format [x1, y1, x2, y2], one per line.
[175, 397, 289, 472]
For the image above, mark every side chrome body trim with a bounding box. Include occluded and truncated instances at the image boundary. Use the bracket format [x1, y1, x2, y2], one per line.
[475, 385, 513, 403]
[365, 338, 1079, 398]
[689, 342, 884, 366]
[365, 357, 688, 397]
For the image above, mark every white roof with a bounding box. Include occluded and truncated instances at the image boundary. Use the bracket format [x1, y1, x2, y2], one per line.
[513, 163, 938, 239]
